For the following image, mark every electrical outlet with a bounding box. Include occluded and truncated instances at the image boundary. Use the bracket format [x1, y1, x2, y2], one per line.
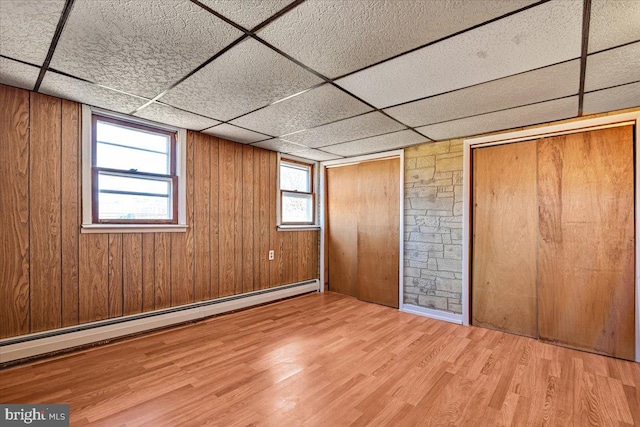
[268, 250, 274, 261]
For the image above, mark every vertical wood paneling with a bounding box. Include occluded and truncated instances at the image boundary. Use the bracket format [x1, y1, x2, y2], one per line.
[210, 137, 220, 299]
[79, 234, 108, 323]
[108, 234, 123, 318]
[171, 133, 194, 306]
[234, 144, 244, 294]
[154, 233, 171, 310]
[253, 148, 262, 290]
[242, 145, 254, 293]
[194, 133, 211, 302]
[0, 85, 30, 338]
[123, 234, 142, 316]
[0, 87, 319, 339]
[259, 149, 270, 289]
[61, 100, 79, 327]
[29, 93, 62, 332]
[219, 140, 235, 297]
[269, 151, 282, 288]
[141, 233, 155, 311]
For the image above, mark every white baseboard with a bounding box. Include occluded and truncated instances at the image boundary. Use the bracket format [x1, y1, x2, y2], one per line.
[0, 280, 318, 364]
[401, 304, 463, 325]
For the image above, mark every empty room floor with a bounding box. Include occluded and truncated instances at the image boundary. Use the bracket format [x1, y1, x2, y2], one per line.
[1, 292, 639, 426]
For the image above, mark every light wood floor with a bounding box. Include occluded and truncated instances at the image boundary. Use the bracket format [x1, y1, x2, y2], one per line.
[1, 292, 639, 426]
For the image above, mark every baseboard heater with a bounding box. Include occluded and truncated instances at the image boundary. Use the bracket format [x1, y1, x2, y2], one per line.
[0, 280, 319, 364]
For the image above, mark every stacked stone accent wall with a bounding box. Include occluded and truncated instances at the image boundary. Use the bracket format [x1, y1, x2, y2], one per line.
[404, 139, 463, 314]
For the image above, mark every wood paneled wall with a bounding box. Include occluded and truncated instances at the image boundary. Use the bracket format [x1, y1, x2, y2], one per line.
[0, 84, 318, 339]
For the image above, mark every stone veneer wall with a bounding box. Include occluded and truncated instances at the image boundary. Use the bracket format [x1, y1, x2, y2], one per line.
[404, 139, 463, 314]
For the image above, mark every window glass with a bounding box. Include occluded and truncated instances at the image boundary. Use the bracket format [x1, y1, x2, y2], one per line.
[282, 192, 314, 224]
[280, 162, 310, 192]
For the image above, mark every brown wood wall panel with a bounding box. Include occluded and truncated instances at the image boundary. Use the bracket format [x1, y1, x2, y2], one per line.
[61, 100, 80, 327]
[0, 85, 30, 338]
[472, 141, 538, 338]
[259, 150, 270, 290]
[122, 234, 143, 316]
[29, 93, 62, 332]
[154, 233, 171, 310]
[108, 234, 123, 318]
[0, 84, 318, 339]
[219, 140, 236, 297]
[79, 234, 108, 323]
[234, 143, 244, 294]
[242, 145, 254, 293]
[141, 233, 155, 312]
[537, 127, 635, 360]
[209, 136, 220, 300]
[194, 132, 211, 302]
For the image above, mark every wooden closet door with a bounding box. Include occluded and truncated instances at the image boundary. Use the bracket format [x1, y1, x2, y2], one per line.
[538, 126, 635, 360]
[327, 165, 359, 297]
[356, 158, 400, 308]
[472, 141, 538, 337]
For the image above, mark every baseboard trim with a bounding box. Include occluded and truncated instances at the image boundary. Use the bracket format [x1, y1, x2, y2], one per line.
[402, 304, 463, 324]
[0, 280, 318, 364]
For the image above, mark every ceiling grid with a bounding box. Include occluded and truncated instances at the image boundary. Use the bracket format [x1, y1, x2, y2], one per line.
[0, 0, 638, 160]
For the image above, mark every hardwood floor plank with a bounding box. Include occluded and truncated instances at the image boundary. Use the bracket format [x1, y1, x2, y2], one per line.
[1, 292, 639, 426]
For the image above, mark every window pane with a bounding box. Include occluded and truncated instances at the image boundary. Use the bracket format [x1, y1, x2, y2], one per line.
[96, 142, 169, 174]
[98, 193, 171, 220]
[96, 120, 170, 153]
[97, 173, 172, 220]
[280, 162, 310, 192]
[98, 173, 170, 196]
[282, 192, 313, 223]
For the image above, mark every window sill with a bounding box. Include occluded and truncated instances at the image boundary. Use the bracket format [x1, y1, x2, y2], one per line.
[277, 225, 321, 231]
[81, 224, 188, 234]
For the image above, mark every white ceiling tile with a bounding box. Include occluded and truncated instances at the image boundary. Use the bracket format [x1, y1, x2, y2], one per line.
[322, 130, 426, 157]
[0, 57, 40, 90]
[40, 72, 148, 114]
[231, 84, 372, 136]
[0, 0, 65, 65]
[160, 38, 322, 121]
[134, 102, 220, 131]
[251, 138, 307, 153]
[258, 0, 538, 78]
[585, 42, 640, 92]
[50, 0, 242, 98]
[583, 82, 640, 115]
[282, 112, 405, 148]
[589, 0, 640, 53]
[384, 59, 581, 127]
[287, 149, 343, 161]
[199, 0, 292, 29]
[416, 96, 579, 141]
[336, 0, 583, 108]
[202, 123, 270, 144]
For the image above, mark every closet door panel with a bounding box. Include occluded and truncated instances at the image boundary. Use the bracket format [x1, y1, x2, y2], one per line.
[472, 141, 538, 337]
[356, 158, 400, 308]
[537, 126, 635, 360]
[327, 165, 359, 297]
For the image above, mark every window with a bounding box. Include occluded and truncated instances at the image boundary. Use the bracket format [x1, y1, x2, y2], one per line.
[280, 159, 314, 225]
[90, 114, 178, 225]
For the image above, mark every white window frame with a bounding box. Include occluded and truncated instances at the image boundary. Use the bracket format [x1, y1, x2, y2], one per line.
[81, 105, 187, 233]
[277, 153, 319, 230]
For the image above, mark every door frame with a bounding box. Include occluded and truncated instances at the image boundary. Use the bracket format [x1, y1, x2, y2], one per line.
[462, 111, 640, 362]
[320, 150, 405, 310]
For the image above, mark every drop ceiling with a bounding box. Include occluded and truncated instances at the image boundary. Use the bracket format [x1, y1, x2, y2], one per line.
[1, 0, 639, 161]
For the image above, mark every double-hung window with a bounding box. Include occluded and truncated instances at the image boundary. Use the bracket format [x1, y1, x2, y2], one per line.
[91, 114, 178, 224]
[280, 159, 314, 225]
